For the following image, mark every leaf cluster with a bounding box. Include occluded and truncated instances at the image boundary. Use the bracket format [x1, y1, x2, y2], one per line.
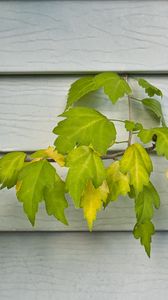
[0, 72, 167, 257]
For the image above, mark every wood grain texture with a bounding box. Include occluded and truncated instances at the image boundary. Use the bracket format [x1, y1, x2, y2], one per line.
[0, 75, 165, 151]
[0, 232, 168, 300]
[1, 0, 168, 73]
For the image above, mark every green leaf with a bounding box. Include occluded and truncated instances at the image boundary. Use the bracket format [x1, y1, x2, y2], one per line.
[135, 182, 160, 224]
[133, 221, 155, 257]
[44, 173, 68, 225]
[66, 76, 97, 109]
[66, 72, 132, 108]
[142, 98, 166, 126]
[106, 161, 130, 202]
[66, 146, 106, 207]
[138, 79, 163, 97]
[138, 127, 168, 159]
[94, 72, 132, 104]
[0, 152, 26, 189]
[120, 143, 153, 193]
[128, 185, 136, 199]
[16, 160, 68, 226]
[53, 107, 116, 155]
[125, 120, 143, 132]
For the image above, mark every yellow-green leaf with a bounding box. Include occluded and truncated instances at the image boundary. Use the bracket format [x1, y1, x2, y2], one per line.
[120, 143, 153, 193]
[53, 107, 116, 155]
[135, 182, 160, 224]
[133, 221, 155, 257]
[138, 79, 162, 97]
[16, 160, 68, 226]
[0, 152, 26, 189]
[81, 180, 109, 231]
[138, 127, 168, 159]
[66, 72, 132, 108]
[66, 146, 106, 207]
[44, 173, 68, 225]
[106, 161, 130, 202]
[142, 98, 166, 127]
[95, 72, 132, 104]
[124, 120, 143, 132]
[66, 76, 97, 109]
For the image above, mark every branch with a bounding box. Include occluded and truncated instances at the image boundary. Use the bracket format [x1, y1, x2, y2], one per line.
[0, 144, 156, 162]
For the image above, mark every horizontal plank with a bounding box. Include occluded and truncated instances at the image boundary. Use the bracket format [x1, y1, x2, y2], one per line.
[0, 232, 168, 300]
[1, 1, 168, 73]
[0, 75, 165, 151]
[0, 155, 167, 231]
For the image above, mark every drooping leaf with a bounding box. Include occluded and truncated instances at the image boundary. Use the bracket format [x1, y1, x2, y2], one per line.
[65, 146, 106, 207]
[138, 78, 163, 97]
[0, 152, 26, 189]
[138, 127, 168, 159]
[135, 182, 160, 224]
[142, 98, 166, 126]
[81, 180, 109, 231]
[120, 143, 153, 193]
[94, 72, 132, 104]
[133, 221, 155, 257]
[16, 160, 68, 226]
[44, 173, 68, 225]
[106, 161, 130, 202]
[124, 120, 143, 132]
[53, 107, 116, 155]
[66, 72, 132, 108]
[31, 146, 65, 166]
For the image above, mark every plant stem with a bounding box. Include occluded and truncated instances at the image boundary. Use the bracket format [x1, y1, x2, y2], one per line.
[115, 140, 128, 144]
[128, 95, 132, 146]
[130, 96, 142, 102]
[125, 74, 133, 146]
[109, 118, 125, 123]
[0, 145, 156, 162]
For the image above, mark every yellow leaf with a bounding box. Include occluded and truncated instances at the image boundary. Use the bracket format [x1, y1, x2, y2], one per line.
[120, 143, 153, 194]
[16, 180, 22, 193]
[31, 146, 65, 166]
[106, 161, 130, 201]
[45, 146, 65, 166]
[81, 180, 109, 231]
[31, 157, 43, 163]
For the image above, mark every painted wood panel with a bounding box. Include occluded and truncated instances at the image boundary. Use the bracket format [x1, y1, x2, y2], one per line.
[1, 0, 168, 73]
[0, 232, 168, 300]
[0, 75, 165, 151]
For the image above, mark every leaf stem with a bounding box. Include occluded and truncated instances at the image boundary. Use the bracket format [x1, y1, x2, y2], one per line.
[115, 140, 128, 144]
[130, 96, 142, 102]
[109, 118, 125, 123]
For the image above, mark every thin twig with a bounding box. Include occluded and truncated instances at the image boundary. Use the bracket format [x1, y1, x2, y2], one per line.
[124, 75, 132, 146]
[128, 94, 133, 146]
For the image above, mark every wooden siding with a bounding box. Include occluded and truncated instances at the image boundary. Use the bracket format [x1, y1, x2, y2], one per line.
[0, 0, 168, 73]
[0, 232, 167, 300]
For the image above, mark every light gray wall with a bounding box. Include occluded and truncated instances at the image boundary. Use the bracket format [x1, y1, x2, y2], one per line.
[0, 232, 168, 300]
[0, 1, 168, 299]
[1, 0, 168, 73]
